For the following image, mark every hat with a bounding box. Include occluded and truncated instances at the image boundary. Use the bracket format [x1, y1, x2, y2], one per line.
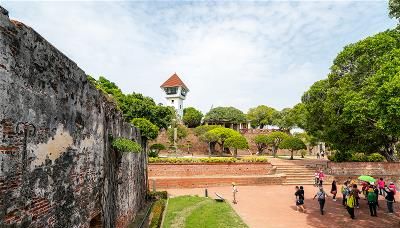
[371, 182, 374, 185]
[232, 182, 236, 185]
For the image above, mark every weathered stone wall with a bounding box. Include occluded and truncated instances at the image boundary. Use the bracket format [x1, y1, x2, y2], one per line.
[0, 7, 146, 228]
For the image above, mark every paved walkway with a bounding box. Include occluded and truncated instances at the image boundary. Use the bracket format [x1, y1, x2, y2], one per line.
[166, 185, 400, 228]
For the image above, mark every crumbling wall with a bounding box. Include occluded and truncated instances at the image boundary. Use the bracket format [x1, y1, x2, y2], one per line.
[0, 7, 146, 227]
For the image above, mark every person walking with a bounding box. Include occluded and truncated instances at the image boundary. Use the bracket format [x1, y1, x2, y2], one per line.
[295, 186, 306, 212]
[232, 182, 238, 204]
[346, 190, 356, 219]
[314, 186, 328, 215]
[314, 170, 320, 187]
[352, 184, 361, 209]
[341, 181, 349, 207]
[378, 178, 385, 196]
[330, 180, 337, 201]
[318, 171, 325, 186]
[373, 184, 380, 208]
[367, 187, 378, 217]
[389, 182, 397, 202]
[384, 186, 395, 213]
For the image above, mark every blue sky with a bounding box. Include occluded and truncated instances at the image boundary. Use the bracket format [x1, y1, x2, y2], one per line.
[2, 1, 397, 113]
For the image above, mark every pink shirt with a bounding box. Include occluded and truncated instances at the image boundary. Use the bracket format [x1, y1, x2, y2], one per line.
[378, 180, 385, 188]
[319, 172, 325, 180]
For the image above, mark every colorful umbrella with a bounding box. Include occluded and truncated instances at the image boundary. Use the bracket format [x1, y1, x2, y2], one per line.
[358, 175, 375, 183]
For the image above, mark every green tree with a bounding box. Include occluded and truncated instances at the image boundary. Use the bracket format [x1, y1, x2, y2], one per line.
[302, 29, 400, 161]
[200, 131, 219, 156]
[131, 118, 159, 141]
[193, 125, 220, 136]
[225, 135, 249, 158]
[266, 131, 289, 157]
[92, 76, 174, 130]
[254, 135, 271, 155]
[272, 108, 296, 133]
[204, 107, 246, 124]
[182, 107, 203, 128]
[208, 127, 241, 156]
[247, 105, 277, 128]
[389, 0, 400, 21]
[279, 136, 307, 160]
[149, 143, 166, 157]
[294, 132, 319, 155]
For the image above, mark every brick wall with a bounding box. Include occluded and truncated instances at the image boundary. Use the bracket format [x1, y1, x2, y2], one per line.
[0, 8, 146, 228]
[149, 163, 273, 177]
[149, 175, 284, 190]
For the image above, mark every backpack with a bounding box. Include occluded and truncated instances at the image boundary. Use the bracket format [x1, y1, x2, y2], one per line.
[317, 191, 325, 200]
[367, 191, 376, 202]
[347, 195, 356, 208]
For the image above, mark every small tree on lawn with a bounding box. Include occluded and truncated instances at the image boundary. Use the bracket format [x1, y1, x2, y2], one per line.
[279, 136, 307, 160]
[267, 131, 289, 157]
[254, 135, 271, 155]
[225, 135, 249, 158]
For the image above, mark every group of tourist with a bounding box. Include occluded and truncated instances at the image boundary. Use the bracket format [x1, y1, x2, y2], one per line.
[294, 175, 397, 219]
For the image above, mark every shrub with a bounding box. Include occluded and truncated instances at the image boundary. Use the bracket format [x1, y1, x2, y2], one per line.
[193, 125, 220, 136]
[148, 157, 268, 164]
[131, 118, 159, 140]
[240, 156, 268, 163]
[112, 138, 142, 153]
[327, 151, 352, 162]
[148, 191, 168, 200]
[328, 151, 386, 162]
[149, 199, 166, 228]
[367, 153, 386, 162]
[351, 153, 368, 162]
[148, 143, 166, 157]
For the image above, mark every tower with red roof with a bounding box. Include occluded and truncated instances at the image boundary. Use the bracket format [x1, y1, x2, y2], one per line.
[160, 73, 189, 117]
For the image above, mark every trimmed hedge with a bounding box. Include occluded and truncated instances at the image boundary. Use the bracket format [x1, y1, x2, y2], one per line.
[149, 199, 166, 228]
[328, 152, 385, 162]
[148, 156, 268, 164]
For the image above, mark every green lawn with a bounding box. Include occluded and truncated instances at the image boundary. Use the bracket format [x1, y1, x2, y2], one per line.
[162, 195, 248, 228]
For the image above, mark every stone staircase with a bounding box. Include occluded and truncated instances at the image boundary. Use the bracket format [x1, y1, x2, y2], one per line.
[270, 159, 317, 185]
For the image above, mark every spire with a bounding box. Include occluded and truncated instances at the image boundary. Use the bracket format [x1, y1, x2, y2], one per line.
[160, 73, 189, 91]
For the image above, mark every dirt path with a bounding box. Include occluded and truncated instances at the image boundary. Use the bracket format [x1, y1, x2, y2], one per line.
[167, 185, 400, 228]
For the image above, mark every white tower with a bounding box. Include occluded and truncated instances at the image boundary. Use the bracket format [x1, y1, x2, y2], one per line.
[160, 73, 189, 117]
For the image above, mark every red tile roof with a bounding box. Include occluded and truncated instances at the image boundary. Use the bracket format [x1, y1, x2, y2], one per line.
[160, 73, 189, 91]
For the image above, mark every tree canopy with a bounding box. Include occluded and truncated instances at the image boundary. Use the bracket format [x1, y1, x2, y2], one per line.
[254, 135, 271, 155]
[182, 107, 203, 128]
[208, 127, 241, 155]
[204, 107, 247, 124]
[389, 0, 400, 21]
[225, 135, 249, 158]
[131, 118, 159, 141]
[266, 131, 289, 157]
[301, 28, 400, 161]
[247, 105, 277, 128]
[279, 136, 307, 160]
[92, 76, 174, 130]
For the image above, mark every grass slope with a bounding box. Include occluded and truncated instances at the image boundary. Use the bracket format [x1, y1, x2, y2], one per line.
[163, 196, 247, 228]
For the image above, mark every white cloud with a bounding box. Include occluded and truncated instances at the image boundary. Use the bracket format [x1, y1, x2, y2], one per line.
[2, 1, 396, 114]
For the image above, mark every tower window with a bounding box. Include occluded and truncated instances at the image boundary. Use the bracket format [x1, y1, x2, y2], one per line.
[180, 105, 182, 109]
[171, 100, 174, 104]
[165, 87, 177, 95]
